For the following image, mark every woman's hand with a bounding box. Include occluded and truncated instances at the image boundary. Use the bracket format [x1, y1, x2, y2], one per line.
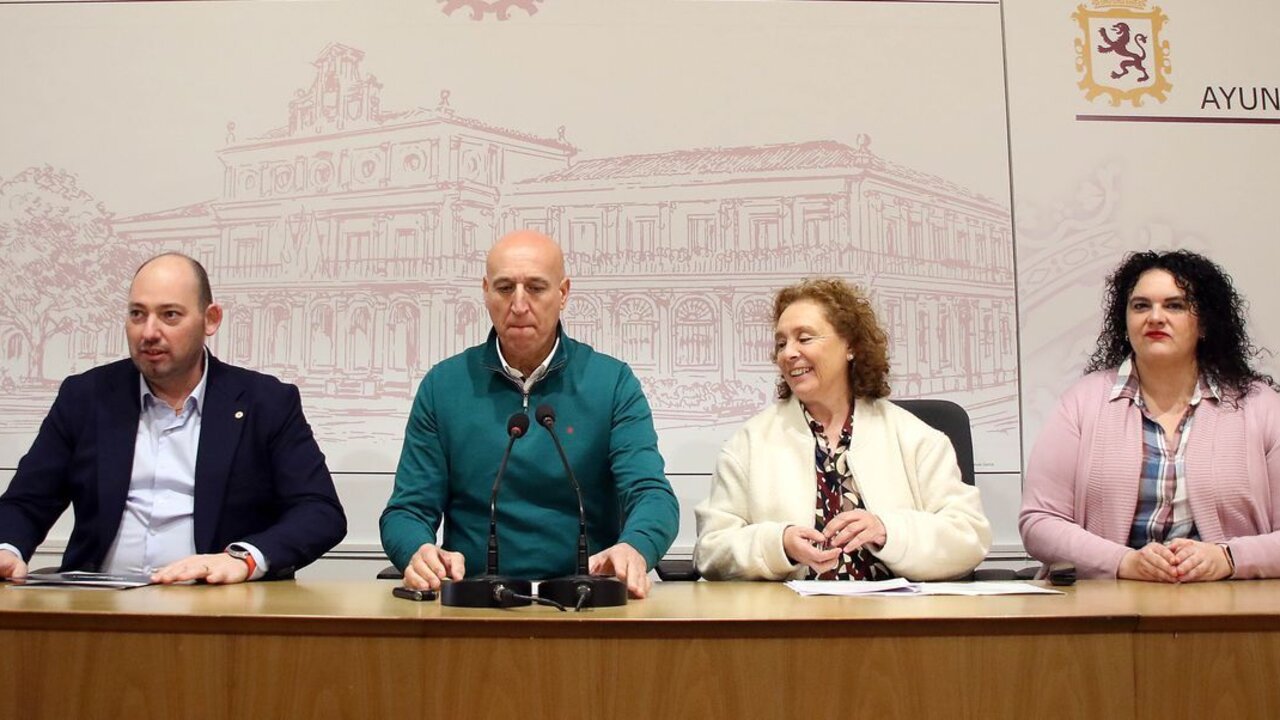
[1167, 538, 1233, 582]
[782, 525, 841, 574]
[1118, 542, 1179, 582]
[823, 510, 887, 554]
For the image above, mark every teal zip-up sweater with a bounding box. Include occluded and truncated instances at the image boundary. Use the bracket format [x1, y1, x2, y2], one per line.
[380, 328, 679, 579]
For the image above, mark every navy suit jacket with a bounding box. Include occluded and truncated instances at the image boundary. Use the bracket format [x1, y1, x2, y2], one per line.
[0, 355, 346, 578]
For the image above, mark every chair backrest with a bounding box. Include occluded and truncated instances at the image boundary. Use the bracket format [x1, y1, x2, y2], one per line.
[890, 399, 975, 487]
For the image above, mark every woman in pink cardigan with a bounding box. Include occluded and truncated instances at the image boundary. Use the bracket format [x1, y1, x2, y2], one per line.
[1020, 250, 1280, 581]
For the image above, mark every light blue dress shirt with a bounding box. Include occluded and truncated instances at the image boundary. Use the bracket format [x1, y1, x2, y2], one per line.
[1, 352, 265, 579]
[99, 363, 209, 574]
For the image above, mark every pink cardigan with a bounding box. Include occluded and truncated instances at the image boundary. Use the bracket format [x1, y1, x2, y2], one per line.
[1019, 370, 1280, 579]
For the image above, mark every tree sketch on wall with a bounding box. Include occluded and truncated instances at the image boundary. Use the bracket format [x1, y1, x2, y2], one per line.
[0, 166, 142, 388]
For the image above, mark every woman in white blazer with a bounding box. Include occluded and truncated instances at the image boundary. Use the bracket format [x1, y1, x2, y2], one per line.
[694, 278, 991, 581]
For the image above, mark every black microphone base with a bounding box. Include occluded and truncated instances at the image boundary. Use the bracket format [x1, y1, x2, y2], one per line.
[440, 576, 533, 608]
[538, 574, 628, 608]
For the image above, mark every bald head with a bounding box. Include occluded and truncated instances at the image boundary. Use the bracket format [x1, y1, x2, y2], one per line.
[482, 230, 570, 376]
[133, 253, 212, 310]
[486, 230, 565, 284]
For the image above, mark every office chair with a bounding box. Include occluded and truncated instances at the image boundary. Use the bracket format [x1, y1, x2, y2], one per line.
[893, 398, 1023, 581]
[891, 399, 976, 487]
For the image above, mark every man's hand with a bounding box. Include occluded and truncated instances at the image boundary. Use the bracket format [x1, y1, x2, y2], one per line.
[151, 553, 251, 585]
[403, 544, 467, 591]
[589, 542, 651, 599]
[0, 549, 28, 580]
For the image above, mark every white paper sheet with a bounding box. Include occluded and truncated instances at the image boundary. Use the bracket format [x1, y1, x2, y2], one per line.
[784, 579, 1063, 597]
[785, 578, 917, 597]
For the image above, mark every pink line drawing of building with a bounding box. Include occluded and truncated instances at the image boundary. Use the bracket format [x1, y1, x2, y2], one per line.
[14, 43, 1016, 467]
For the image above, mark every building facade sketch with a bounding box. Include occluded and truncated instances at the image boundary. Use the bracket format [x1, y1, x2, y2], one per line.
[1, 43, 1018, 473]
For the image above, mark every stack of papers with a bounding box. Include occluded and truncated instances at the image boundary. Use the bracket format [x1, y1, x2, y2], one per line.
[785, 579, 1062, 597]
[13, 571, 156, 589]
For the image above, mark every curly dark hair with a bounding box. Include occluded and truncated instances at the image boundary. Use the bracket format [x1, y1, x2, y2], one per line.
[773, 278, 891, 401]
[1085, 249, 1276, 403]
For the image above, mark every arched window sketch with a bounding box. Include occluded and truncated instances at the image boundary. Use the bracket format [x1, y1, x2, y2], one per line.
[736, 299, 774, 367]
[673, 297, 717, 369]
[564, 295, 601, 349]
[616, 297, 657, 367]
[387, 301, 419, 373]
[456, 302, 485, 351]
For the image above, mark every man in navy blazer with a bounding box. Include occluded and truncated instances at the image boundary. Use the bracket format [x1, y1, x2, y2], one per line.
[0, 253, 346, 583]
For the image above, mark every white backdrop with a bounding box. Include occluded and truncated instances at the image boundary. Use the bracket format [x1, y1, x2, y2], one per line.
[1, 0, 1276, 570]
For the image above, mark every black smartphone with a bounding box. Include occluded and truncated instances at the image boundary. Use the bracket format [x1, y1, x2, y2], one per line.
[1047, 562, 1077, 586]
[392, 585, 438, 602]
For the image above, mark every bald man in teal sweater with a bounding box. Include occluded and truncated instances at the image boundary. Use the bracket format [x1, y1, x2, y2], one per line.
[380, 231, 678, 598]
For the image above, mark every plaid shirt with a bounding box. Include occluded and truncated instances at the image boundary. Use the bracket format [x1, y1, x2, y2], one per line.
[1110, 357, 1220, 548]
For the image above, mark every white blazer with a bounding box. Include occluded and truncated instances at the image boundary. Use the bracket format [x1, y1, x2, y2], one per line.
[694, 396, 992, 581]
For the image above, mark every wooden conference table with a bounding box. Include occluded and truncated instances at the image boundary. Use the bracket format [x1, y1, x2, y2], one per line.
[2, 579, 1279, 720]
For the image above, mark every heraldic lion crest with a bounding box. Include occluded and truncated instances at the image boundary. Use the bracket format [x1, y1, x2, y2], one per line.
[1074, 2, 1172, 107]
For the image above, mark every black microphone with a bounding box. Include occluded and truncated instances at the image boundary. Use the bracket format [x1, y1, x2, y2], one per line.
[440, 411, 534, 608]
[487, 413, 529, 575]
[534, 403, 627, 610]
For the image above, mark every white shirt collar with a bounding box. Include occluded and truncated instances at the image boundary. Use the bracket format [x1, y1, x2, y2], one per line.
[495, 336, 559, 383]
[139, 347, 210, 414]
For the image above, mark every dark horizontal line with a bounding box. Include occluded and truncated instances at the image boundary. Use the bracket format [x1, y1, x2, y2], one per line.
[1077, 114, 1280, 125]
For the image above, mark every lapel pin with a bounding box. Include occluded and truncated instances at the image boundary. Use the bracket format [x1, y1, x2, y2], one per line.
[235, 411, 245, 420]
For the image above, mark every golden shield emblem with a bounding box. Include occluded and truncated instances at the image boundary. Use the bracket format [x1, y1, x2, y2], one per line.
[1074, 1, 1173, 106]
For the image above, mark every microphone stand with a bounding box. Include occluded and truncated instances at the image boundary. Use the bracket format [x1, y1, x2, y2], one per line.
[534, 404, 628, 610]
[441, 412, 534, 608]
